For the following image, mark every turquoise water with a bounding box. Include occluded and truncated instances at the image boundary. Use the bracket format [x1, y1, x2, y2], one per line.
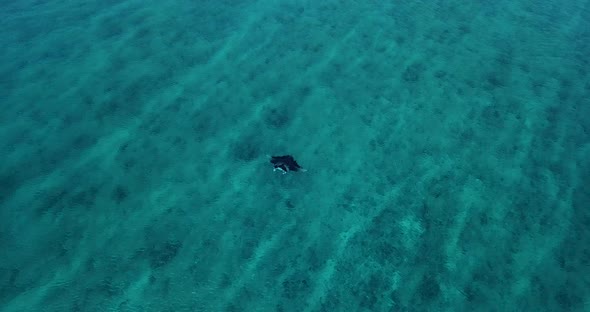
[1, 0, 589, 311]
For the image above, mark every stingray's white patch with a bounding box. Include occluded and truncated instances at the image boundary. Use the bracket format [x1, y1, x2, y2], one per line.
[274, 167, 288, 174]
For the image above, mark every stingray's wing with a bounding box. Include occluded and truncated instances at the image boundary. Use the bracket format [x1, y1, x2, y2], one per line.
[267, 155, 281, 164]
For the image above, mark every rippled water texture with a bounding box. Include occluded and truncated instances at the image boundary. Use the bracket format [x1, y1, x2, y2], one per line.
[1, 0, 589, 311]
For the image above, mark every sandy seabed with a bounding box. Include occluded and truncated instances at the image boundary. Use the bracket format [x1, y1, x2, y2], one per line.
[1, 0, 589, 311]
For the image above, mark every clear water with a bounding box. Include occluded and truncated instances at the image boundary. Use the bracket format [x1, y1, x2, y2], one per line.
[1, 0, 589, 311]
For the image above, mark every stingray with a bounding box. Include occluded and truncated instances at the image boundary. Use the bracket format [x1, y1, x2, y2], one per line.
[269, 155, 306, 174]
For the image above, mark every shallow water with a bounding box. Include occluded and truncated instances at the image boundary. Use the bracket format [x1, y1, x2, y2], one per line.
[1, 0, 589, 311]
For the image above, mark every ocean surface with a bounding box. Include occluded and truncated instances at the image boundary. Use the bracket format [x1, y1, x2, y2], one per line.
[1, 0, 589, 311]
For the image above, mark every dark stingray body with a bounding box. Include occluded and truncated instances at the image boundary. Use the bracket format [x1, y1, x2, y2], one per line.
[270, 155, 303, 172]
